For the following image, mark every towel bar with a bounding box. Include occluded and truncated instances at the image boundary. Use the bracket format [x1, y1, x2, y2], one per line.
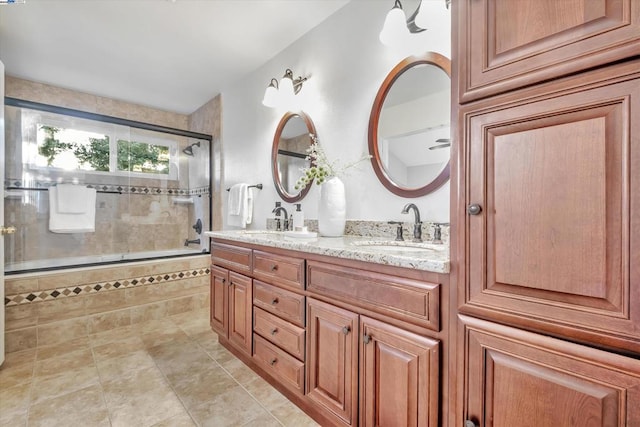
[226, 183, 263, 192]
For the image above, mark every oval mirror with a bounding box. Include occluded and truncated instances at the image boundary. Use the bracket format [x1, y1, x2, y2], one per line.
[272, 111, 317, 203]
[368, 52, 451, 197]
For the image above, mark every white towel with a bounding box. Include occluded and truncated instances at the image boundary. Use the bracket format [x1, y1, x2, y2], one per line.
[227, 183, 252, 228]
[48, 186, 97, 233]
[56, 184, 89, 213]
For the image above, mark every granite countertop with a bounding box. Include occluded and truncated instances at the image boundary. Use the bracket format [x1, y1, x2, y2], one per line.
[205, 230, 450, 274]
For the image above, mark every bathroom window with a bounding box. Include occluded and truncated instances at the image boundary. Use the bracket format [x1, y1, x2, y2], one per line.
[26, 110, 178, 179]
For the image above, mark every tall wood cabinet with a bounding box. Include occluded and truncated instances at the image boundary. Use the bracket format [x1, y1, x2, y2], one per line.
[453, 1, 640, 426]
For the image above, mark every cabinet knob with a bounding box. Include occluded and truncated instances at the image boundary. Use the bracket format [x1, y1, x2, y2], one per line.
[363, 334, 372, 344]
[467, 204, 482, 215]
[221, 278, 226, 284]
[270, 328, 278, 336]
[271, 297, 279, 305]
[270, 358, 278, 366]
[464, 421, 478, 427]
[270, 264, 278, 271]
[342, 326, 350, 335]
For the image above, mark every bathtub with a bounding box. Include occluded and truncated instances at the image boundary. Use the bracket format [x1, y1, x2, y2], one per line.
[5, 248, 207, 274]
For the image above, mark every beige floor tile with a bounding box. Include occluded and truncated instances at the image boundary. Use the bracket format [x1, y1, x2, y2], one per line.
[241, 413, 284, 427]
[0, 382, 31, 422]
[189, 385, 270, 427]
[219, 356, 261, 385]
[0, 350, 35, 388]
[88, 324, 138, 347]
[33, 348, 94, 380]
[168, 363, 238, 410]
[86, 309, 131, 334]
[139, 326, 191, 348]
[102, 367, 185, 427]
[36, 336, 90, 361]
[148, 339, 211, 377]
[271, 401, 321, 427]
[27, 384, 110, 427]
[31, 365, 100, 404]
[95, 349, 157, 381]
[191, 330, 220, 351]
[243, 376, 291, 411]
[92, 335, 146, 361]
[151, 411, 197, 427]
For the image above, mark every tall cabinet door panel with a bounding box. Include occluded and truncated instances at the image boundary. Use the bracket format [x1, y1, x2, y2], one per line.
[459, 315, 640, 427]
[228, 271, 252, 354]
[459, 0, 640, 102]
[306, 298, 359, 426]
[210, 265, 228, 337]
[463, 74, 640, 352]
[360, 316, 440, 427]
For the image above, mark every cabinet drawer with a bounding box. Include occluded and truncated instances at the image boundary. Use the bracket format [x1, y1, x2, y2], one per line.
[254, 280, 305, 327]
[307, 261, 440, 331]
[253, 250, 305, 290]
[212, 242, 252, 274]
[254, 307, 305, 361]
[253, 334, 304, 394]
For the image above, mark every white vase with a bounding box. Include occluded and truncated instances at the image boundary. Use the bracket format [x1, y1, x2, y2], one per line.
[318, 176, 346, 237]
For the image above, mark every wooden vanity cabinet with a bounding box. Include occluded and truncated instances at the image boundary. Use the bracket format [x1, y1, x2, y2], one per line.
[211, 238, 448, 427]
[452, 2, 640, 425]
[210, 243, 253, 355]
[458, 0, 640, 102]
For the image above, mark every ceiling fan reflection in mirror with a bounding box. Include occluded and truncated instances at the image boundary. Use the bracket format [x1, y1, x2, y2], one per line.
[428, 138, 450, 150]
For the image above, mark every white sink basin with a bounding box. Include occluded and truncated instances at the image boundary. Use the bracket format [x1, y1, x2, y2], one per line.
[350, 241, 443, 253]
[238, 230, 281, 235]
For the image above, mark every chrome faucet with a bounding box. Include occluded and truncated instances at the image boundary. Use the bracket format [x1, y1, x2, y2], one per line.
[272, 206, 289, 231]
[401, 203, 422, 242]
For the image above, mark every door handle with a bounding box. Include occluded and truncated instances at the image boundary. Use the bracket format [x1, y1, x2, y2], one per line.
[1, 226, 16, 235]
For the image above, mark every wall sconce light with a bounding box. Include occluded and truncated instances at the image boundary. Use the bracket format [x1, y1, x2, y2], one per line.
[262, 69, 308, 109]
[379, 0, 451, 49]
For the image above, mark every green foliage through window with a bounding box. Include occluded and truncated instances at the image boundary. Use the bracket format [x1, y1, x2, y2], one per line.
[36, 125, 171, 176]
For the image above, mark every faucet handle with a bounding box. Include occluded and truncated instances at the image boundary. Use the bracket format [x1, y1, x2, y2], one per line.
[387, 221, 404, 241]
[431, 222, 449, 244]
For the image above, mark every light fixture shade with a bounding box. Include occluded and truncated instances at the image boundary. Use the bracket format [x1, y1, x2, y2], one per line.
[278, 71, 296, 108]
[379, 6, 409, 47]
[262, 85, 279, 107]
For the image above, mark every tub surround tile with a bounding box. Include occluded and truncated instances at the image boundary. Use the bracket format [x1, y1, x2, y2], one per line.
[5, 327, 37, 353]
[36, 336, 91, 361]
[36, 317, 88, 347]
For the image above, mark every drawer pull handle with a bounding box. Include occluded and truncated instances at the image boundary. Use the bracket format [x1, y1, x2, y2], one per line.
[271, 297, 279, 305]
[270, 328, 278, 336]
[221, 278, 226, 284]
[363, 334, 372, 344]
[270, 264, 278, 271]
[342, 326, 350, 335]
[270, 358, 278, 366]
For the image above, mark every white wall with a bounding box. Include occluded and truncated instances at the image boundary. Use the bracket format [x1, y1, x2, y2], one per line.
[221, 0, 451, 229]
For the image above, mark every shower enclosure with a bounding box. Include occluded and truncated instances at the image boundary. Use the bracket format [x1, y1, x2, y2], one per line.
[4, 99, 211, 273]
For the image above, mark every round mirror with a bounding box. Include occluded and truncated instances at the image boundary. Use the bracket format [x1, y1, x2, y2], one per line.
[368, 52, 451, 197]
[272, 111, 317, 203]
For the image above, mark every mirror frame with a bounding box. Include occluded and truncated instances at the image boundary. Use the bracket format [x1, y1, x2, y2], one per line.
[368, 52, 451, 198]
[271, 111, 317, 203]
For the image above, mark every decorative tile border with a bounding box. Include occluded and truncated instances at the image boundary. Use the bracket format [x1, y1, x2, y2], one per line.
[4, 267, 210, 306]
[5, 179, 211, 197]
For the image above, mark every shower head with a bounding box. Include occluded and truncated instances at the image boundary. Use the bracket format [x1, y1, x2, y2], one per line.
[183, 141, 201, 156]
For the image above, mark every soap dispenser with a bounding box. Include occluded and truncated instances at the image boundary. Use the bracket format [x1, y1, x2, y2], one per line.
[293, 203, 304, 229]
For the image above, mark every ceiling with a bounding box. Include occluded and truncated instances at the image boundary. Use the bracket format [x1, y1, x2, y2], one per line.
[0, 0, 350, 115]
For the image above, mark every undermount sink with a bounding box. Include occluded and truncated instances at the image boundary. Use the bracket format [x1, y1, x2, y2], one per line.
[238, 230, 281, 235]
[350, 241, 443, 253]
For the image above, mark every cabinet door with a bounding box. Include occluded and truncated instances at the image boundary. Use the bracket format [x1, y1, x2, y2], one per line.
[210, 265, 228, 337]
[228, 271, 252, 354]
[360, 316, 440, 427]
[458, 0, 640, 102]
[462, 75, 640, 352]
[459, 315, 640, 427]
[306, 298, 359, 426]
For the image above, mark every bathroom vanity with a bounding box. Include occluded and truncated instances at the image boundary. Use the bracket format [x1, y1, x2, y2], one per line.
[206, 231, 450, 427]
